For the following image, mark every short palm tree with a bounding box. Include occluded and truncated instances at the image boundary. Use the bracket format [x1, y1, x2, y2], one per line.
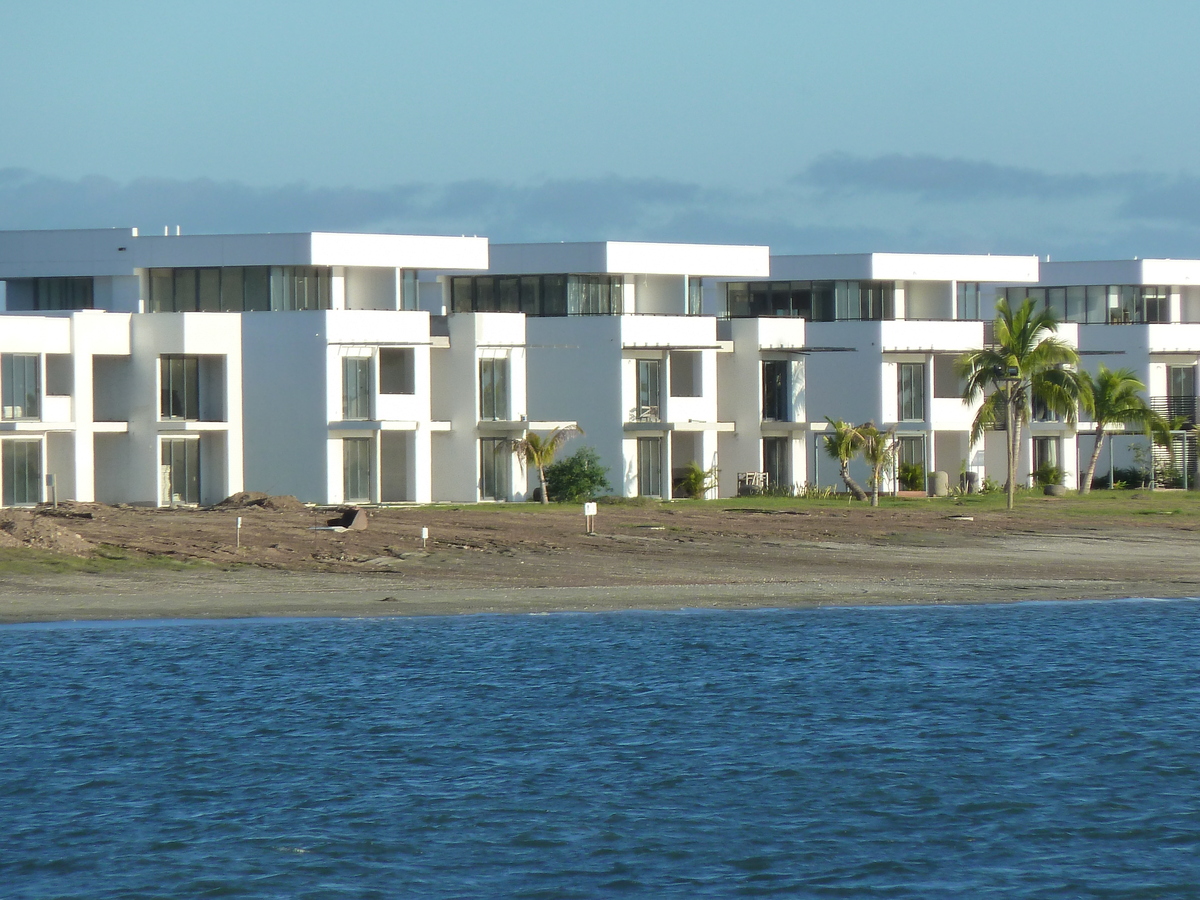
[858, 422, 897, 507]
[823, 417, 868, 501]
[957, 298, 1082, 510]
[510, 426, 581, 504]
[1077, 365, 1168, 493]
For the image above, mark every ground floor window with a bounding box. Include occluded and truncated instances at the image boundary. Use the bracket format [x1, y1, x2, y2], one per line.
[480, 438, 511, 500]
[897, 435, 926, 491]
[637, 437, 663, 497]
[343, 438, 371, 503]
[1033, 437, 1061, 485]
[161, 438, 199, 505]
[763, 437, 788, 491]
[2, 440, 41, 506]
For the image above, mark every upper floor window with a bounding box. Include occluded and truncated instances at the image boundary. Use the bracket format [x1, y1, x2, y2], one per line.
[1, 278, 94, 311]
[762, 360, 789, 422]
[687, 277, 703, 315]
[956, 283, 982, 320]
[160, 355, 199, 420]
[898, 362, 925, 422]
[725, 281, 892, 321]
[479, 357, 510, 421]
[451, 274, 622, 316]
[670, 351, 701, 398]
[1006, 285, 1171, 325]
[379, 348, 415, 395]
[342, 357, 371, 421]
[1, 354, 40, 420]
[148, 266, 332, 312]
[635, 359, 661, 422]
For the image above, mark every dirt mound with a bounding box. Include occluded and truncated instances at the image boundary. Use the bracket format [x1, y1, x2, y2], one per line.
[0, 510, 94, 555]
[212, 492, 308, 513]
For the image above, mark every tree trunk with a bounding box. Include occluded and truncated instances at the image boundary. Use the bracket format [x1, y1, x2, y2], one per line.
[1080, 427, 1106, 495]
[538, 466, 549, 504]
[1006, 394, 1019, 511]
[840, 462, 868, 502]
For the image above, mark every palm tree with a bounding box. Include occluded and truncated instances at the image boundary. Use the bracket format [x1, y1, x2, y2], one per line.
[957, 298, 1083, 510]
[859, 422, 897, 507]
[823, 418, 868, 501]
[1077, 365, 1168, 493]
[510, 426, 581, 504]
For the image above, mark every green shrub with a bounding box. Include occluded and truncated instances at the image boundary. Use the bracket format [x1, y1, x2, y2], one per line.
[898, 462, 926, 491]
[543, 447, 611, 502]
[1033, 464, 1065, 486]
[674, 461, 716, 499]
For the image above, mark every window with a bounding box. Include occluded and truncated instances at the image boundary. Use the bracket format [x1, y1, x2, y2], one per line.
[2, 440, 41, 506]
[400, 270, 419, 311]
[898, 363, 925, 421]
[2, 354, 40, 420]
[479, 357, 510, 421]
[161, 438, 199, 505]
[480, 438, 511, 500]
[933, 355, 960, 399]
[637, 437, 662, 497]
[1033, 437, 1059, 476]
[342, 357, 371, 421]
[636, 360, 661, 422]
[762, 360, 789, 421]
[160, 356, 199, 420]
[956, 283, 981, 320]
[1007, 284, 1173, 325]
[723, 281, 876, 321]
[1167, 366, 1196, 422]
[897, 436, 926, 491]
[149, 266, 329, 312]
[33, 277, 93, 310]
[343, 438, 371, 503]
[449, 274, 619, 316]
[379, 348, 415, 395]
[670, 351, 701, 398]
[763, 437, 788, 491]
[688, 277, 703, 315]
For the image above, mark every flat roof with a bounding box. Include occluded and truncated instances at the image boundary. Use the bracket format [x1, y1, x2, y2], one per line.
[485, 241, 770, 277]
[764, 252, 1039, 283]
[0, 228, 488, 277]
[1040, 259, 1200, 286]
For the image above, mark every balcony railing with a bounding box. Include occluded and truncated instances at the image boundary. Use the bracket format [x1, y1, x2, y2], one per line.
[631, 405, 660, 423]
[1150, 396, 1198, 427]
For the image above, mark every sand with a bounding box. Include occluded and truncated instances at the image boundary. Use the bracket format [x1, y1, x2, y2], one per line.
[2, 493, 1198, 624]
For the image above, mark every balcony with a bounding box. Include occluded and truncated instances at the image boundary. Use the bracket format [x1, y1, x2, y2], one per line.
[1150, 396, 1198, 427]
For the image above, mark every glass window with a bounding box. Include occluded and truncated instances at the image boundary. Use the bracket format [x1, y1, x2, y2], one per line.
[174, 269, 198, 312]
[342, 357, 371, 420]
[956, 283, 980, 320]
[272, 267, 331, 311]
[519, 276, 541, 315]
[670, 351, 700, 398]
[220, 267, 244, 312]
[475, 277, 495, 312]
[243, 267, 270, 311]
[452, 277, 473, 312]
[1086, 285, 1106, 323]
[1033, 437, 1059, 472]
[2, 439, 41, 505]
[379, 348, 414, 395]
[480, 438, 511, 501]
[197, 269, 221, 312]
[29, 277, 93, 310]
[497, 277, 520, 313]
[637, 437, 662, 497]
[898, 362, 925, 421]
[343, 438, 371, 503]
[636, 359, 661, 422]
[1, 354, 40, 420]
[160, 438, 199, 505]
[1065, 286, 1086, 323]
[479, 357, 509, 421]
[542, 276, 567, 316]
[160, 356, 199, 420]
[401, 270, 419, 311]
[1142, 287, 1170, 324]
[763, 437, 788, 491]
[688, 277, 703, 315]
[762, 360, 789, 421]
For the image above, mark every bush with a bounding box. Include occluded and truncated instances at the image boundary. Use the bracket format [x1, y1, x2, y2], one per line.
[898, 462, 925, 492]
[1033, 464, 1065, 486]
[674, 461, 716, 499]
[543, 447, 611, 502]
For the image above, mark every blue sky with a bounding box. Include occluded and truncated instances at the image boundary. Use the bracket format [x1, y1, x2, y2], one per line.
[3, 0, 1200, 258]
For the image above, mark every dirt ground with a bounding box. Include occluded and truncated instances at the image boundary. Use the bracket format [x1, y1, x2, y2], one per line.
[2, 491, 1199, 623]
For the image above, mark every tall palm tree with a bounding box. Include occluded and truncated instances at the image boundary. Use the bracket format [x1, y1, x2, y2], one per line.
[957, 298, 1082, 510]
[859, 421, 897, 507]
[1077, 365, 1168, 493]
[510, 426, 581, 504]
[823, 418, 868, 501]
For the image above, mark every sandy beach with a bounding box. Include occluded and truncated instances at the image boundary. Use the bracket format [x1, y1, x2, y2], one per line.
[3, 491, 1199, 623]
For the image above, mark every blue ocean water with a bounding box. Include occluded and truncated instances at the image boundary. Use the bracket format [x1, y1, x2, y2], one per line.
[2, 601, 1199, 898]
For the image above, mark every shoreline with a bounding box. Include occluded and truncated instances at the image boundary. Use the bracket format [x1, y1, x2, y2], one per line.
[2, 571, 1197, 626]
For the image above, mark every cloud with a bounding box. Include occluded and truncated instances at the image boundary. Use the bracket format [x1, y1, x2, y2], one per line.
[2, 159, 1200, 261]
[796, 152, 1151, 202]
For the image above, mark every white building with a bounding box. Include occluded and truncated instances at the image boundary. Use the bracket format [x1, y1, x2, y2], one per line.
[717, 253, 1046, 492]
[0, 227, 488, 506]
[439, 242, 770, 498]
[1012, 259, 1200, 487]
